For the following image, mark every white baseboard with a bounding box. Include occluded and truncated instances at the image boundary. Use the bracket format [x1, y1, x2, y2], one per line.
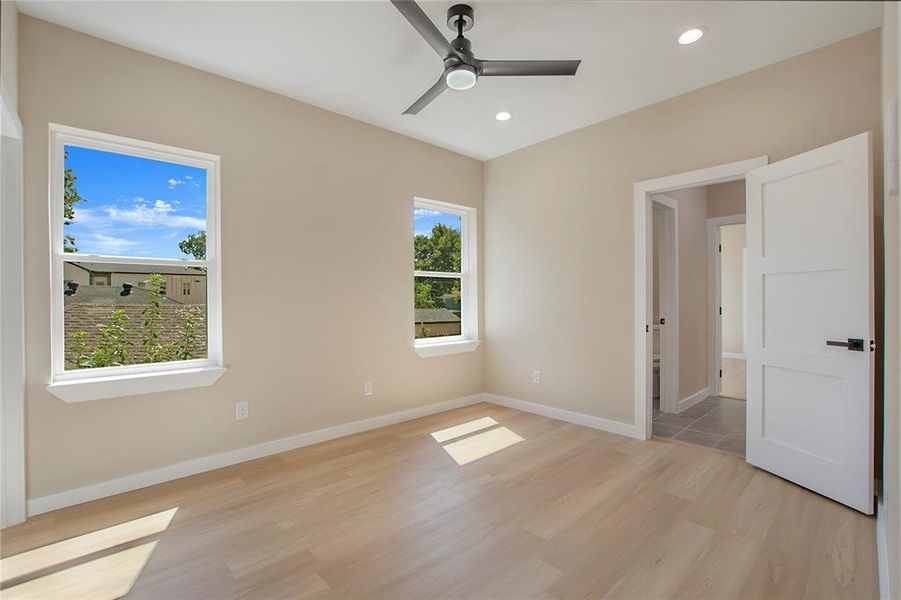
[678, 387, 709, 412]
[27, 394, 483, 516]
[877, 497, 895, 600]
[722, 352, 746, 360]
[483, 393, 640, 440]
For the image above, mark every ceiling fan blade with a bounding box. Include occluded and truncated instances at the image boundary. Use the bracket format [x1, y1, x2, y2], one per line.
[391, 0, 455, 59]
[479, 60, 581, 77]
[403, 77, 448, 115]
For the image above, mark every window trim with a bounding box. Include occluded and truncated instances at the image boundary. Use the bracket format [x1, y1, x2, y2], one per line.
[46, 124, 224, 402]
[413, 197, 479, 357]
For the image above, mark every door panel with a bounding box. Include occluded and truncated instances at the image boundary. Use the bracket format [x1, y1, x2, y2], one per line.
[746, 132, 873, 514]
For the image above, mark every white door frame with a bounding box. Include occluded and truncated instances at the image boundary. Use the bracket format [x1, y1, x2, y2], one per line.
[651, 195, 679, 413]
[0, 76, 26, 528]
[634, 156, 767, 440]
[707, 214, 746, 397]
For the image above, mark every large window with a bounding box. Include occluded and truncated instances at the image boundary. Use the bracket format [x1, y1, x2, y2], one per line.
[413, 198, 479, 357]
[48, 125, 223, 402]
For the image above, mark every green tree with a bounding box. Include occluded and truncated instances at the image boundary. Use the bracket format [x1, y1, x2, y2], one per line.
[142, 273, 177, 363]
[63, 150, 85, 253]
[68, 310, 133, 368]
[414, 223, 460, 272]
[176, 310, 200, 360]
[178, 230, 207, 260]
[414, 280, 437, 309]
[414, 224, 462, 309]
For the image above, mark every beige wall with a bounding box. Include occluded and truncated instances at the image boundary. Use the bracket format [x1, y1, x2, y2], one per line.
[484, 30, 882, 424]
[882, 1, 900, 595]
[707, 180, 745, 218]
[665, 186, 709, 399]
[20, 17, 483, 498]
[0, 0, 18, 111]
[720, 223, 745, 356]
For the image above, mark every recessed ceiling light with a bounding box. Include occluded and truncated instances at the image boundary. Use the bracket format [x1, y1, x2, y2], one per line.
[678, 28, 705, 45]
[495, 111, 512, 121]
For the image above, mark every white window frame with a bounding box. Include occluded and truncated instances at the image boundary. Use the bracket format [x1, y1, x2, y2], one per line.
[46, 124, 225, 402]
[413, 197, 480, 358]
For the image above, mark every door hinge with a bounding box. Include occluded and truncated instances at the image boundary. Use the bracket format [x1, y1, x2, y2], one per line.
[719, 306, 722, 315]
[646, 324, 649, 333]
[718, 244, 722, 253]
[719, 369, 723, 378]
[871, 339, 876, 352]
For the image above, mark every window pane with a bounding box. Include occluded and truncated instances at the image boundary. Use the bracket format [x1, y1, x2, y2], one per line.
[63, 145, 207, 259]
[414, 208, 461, 272]
[414, 276, 461, 339]
[63, 261, 207, 370]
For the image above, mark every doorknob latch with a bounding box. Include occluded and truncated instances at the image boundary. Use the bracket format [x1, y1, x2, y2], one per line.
[826, 338, 865, 352]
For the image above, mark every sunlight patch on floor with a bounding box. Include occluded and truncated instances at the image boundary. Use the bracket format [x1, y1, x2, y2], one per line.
[430, 416, 498, 443]
[0, 507, 177, 584]
[2, 541, 158, 600]
[441, 426, 524, 465]
[0, 508, 176, 598]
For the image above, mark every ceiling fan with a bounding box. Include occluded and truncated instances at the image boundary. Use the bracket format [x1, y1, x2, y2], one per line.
[391, 1, 581, 115]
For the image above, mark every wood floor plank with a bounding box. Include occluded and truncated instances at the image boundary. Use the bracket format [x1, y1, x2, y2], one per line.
[0, 403, 878, 599]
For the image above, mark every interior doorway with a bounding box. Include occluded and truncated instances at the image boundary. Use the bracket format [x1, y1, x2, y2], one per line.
[708, 216, 747, 401]
[647, 181, 748, 457]
[633, 157, 766, 449]
[651, 197, 678, 415]
[637, 134, 875, 514]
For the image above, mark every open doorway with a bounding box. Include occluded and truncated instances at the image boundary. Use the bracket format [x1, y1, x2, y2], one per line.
[634, 157, 765, 455]
[637, 135, 874, 513]
[708, 214, 746, 401]
[648, 181, 747, 456]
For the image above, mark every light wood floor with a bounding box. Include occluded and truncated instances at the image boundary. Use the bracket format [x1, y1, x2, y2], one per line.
[0, 403, 878, 599]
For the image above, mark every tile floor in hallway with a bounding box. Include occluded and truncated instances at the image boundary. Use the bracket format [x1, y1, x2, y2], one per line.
[652, 395, 746, 457]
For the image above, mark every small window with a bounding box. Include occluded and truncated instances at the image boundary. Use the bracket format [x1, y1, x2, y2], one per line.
[413, 198, 479, 356]
[48, 125, 223, 400]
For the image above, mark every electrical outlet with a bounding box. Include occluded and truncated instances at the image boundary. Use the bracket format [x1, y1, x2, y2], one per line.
[533, 370, 541, 384]
[235, 401, 249, 420]
[364, 381, 373, 396]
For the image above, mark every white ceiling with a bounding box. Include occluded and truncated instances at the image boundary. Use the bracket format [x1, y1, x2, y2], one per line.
[18, 1, 883, 160]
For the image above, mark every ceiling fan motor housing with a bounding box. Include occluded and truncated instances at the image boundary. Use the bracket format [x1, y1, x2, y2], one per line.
[447, 4, 474, 32]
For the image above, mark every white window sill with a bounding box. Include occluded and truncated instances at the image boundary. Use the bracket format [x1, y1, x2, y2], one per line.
[414, 339, 481, 358]
[46, 366, 226, 403]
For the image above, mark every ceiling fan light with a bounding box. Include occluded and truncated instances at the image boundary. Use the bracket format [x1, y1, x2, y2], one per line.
[445, 65, 477, 91]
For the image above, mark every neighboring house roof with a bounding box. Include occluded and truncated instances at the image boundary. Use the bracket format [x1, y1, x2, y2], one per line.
[63, 284, 182, 305]
[69, 262, 206, 276]
[415, 308, 461, 323]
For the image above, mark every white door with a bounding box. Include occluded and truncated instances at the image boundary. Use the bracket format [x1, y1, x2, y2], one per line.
[746, 132, 874, 514]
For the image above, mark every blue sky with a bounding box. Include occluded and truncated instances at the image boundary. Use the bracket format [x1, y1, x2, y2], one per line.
[64, 145, 207, 259]
[413, 208, 460, 237]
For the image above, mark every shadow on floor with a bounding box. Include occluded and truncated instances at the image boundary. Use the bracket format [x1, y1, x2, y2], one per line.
[652, 395, 745, 458]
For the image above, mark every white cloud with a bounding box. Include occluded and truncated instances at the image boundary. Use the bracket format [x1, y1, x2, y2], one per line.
[86, 232, 140, 254]
[414, 208, 441, 219]
[167, 178, 184, 189]
[102, 198, 205, 229]
[73, 198, 203, 231]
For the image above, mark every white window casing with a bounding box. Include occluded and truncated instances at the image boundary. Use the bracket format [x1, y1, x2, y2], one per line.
[46, 124, 225, 402]
[413, 197, 480, 357]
